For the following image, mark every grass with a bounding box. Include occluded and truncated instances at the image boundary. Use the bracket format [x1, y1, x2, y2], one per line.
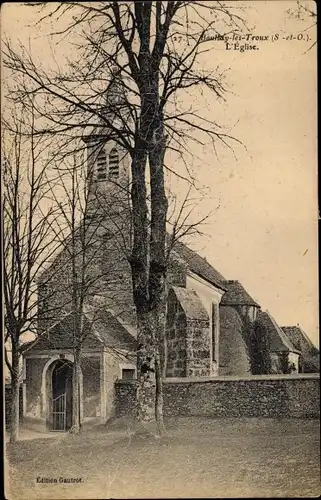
[6, 417, 320, 499]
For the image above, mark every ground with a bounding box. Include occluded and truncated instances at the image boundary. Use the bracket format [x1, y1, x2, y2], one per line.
[6, 417, 320, 499]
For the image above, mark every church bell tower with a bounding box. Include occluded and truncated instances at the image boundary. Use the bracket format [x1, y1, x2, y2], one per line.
[82, 67, 131, 219]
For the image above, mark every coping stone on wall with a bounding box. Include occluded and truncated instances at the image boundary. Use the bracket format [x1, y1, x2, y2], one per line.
[171, 286, 209, 321]
[163, 373, 320, 383]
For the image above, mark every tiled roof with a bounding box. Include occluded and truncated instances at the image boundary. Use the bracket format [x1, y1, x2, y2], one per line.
[22, 310, 137, 353]
[256, 311, 300, 354]
[21, 313, 99, 351]
[220, 280, 260, 307]
[281, 326, 317, 355]
[84, 308, 137, 350]
[172, 240, 227, 291]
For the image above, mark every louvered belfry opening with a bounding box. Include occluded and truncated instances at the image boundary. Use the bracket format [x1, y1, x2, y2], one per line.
[96, 148, 107, 180]
[109, 148, 119, 178]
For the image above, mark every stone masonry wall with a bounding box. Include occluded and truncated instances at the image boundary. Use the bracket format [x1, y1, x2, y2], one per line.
[165, 296, 187, 377]
[115, 374, 320, 419]
[115, 380, 137, 418]
[185, 318, 211, 377]
[166, 287, 211, 377]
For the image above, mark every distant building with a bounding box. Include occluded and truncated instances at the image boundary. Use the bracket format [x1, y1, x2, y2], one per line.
[256, 311, 300, 373]
[282, 325, 320, 373]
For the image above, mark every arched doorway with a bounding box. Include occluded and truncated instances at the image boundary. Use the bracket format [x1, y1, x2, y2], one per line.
[51, 360, 73, 431]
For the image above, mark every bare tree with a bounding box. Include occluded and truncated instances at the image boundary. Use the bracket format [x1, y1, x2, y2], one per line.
[3, 1, 245, 434]
[2, 104, 61, 442]
[40, 143, 134, 433]
[286, 0, 317, 52]
[41, 138, 209, 434]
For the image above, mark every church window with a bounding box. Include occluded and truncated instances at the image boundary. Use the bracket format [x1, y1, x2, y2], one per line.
[109, 148, 119, 179]
[96, 149, 107, 180]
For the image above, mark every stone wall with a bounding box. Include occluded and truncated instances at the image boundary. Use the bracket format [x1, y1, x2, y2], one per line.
[186, 318, 211, 377]
[115, 374, 320, 419]
[165, 290, 187, 377]
[166, 287, 211, 377]
[105, 350, 127, 421]
[115, 380, 137, 418]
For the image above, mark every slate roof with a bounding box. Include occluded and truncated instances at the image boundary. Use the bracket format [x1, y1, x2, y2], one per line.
[256, 310, 300, 354]
[220, 280, 260, 307]
[172, 240, 227, 291]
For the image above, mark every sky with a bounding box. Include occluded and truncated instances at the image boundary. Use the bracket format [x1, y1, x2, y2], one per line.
[1, 1, 318, 346]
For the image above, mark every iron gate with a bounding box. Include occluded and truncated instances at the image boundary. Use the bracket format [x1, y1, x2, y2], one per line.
[52, 393, 66, 431]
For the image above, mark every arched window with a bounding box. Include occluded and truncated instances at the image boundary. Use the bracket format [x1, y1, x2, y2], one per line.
[96, 149, 107, 180]
[109, 148, 119, 179]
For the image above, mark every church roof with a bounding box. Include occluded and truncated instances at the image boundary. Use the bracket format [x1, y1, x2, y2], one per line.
[220, 280, 260, 307]
[256, 310, 300, 354]
[172, 240, 227, 291]
[38, 226, 229, 293]
[281, 325, 317, 355]
[22, 310, 137, 354]
[84, 308, 137, 350]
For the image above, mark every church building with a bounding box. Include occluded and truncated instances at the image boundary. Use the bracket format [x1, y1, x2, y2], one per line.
[21, 75, 303, 432]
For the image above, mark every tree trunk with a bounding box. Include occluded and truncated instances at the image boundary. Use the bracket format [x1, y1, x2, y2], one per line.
[155, 348, 165, 436]
[153, 282, 167, 437]
[136, 309, 157, 424]
[9, 352, 20, 443]
[136, 300, 166, 436]
[131, 77, 168, 435]
[148, 116, 167, 437]
[72, 349, 82, 434]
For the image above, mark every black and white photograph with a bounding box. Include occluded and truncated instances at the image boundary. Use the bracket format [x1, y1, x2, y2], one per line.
[2, 1, 319, 498]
